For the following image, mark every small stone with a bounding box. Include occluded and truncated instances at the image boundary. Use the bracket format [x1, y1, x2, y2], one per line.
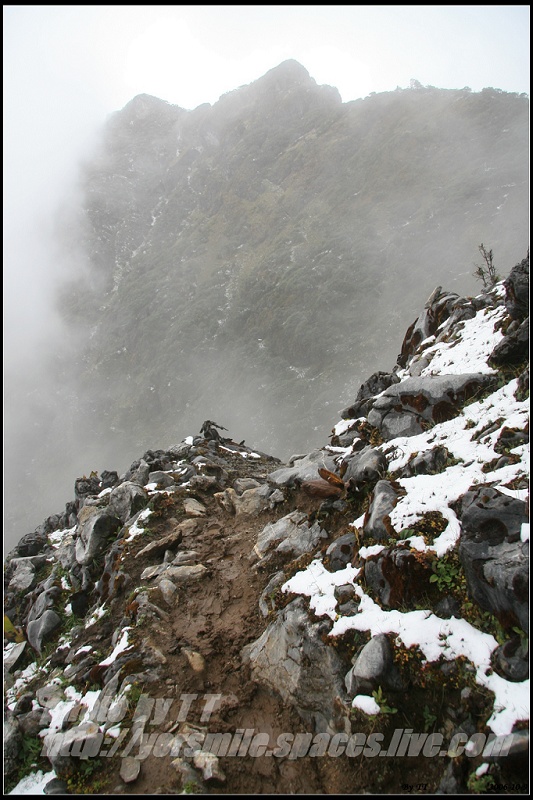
[193, 750, 226, 782]
[183, 498, 206, 517]
[163, 564, 207, 583]
[182, 648, 206, 673]
[158, 578, 178, 606]
[120, 756, 141, 783]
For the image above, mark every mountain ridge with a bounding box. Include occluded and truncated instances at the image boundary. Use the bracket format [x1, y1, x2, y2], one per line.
[4, 254, 529, 794]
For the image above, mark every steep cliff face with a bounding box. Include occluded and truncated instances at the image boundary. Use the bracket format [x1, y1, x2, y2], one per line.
[5, 257, 528, 795]
[61, 60, 529, 460]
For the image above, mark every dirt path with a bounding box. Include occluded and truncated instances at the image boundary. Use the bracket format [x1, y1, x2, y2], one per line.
[89, 478, 370, 794]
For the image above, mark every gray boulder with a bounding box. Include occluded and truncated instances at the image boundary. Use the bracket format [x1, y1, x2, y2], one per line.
[26, 609, 62, 655]
[325, 533, 356, 572]
[7, 556, 44, 592]
[268, 449, 337, 486]
[4, 715, 22, 778]
[147, 470, 176, 489]
[75, 507, 123, 565]
[401, 445, 449, 477]
[254, 511, 327, 562]
[503, 257, 529, 320]
[107, 481, 149, 523]
[342, 446, 387, 488]
[345, 633, 402, 696]
[363, 480, 399, 541]
[489, 317, 529, 367]
[340, 371, 400, 420]
[367, 373, 497, 440]
[397, 288, 461, 368]
[458, 486, 529, 633]
[27, 586, 62, 623]
[242, 598, 349, 733]
[364, 545, 433, 608]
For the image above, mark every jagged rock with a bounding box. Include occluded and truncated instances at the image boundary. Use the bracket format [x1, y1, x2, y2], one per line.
[489, 317, 529, 367]
[4, 715, 22, 778]
[18, 708, 52, 736]
[26, 609, 62, 654]
[258, 571, 286, 617]
[126, 459, 151, 486]
[325, 533, 356, 572]
[495, 426, 529, 453]
[183, 498, 207, 517]
[120, 756, 141, 783]
[340, 371, 401, 419]
[401, 445, 449, 477]
[483, 729, 529, 762]
[253, 511, 327, 562]
[345, 633, 402, 696]
[55, 528, 77, 571]
[367, 373, 497, 440]
[268, 449, 337, 486]
[100, 469, 119, 489]
[37, 683, 65, 708]
[458, 486, 529, 632]
[436, 760, 467, 794]
[135, 592, 169, 622]
[242, 597, 349, 734]
[75, 507, 123, 565]
[147, 470, 176, 488]
[338, 600, 359, 616]
[144, 564, 208, 584]
[334, 584, 356, 604]
[504, 257, 529, 320]
[341, 446, 387, 487]
[7, 556, 42, 592]
[42, 721, 103, 768]
[491, 637, 529, 682]
[171, 758, 206, 792]
[363, 480, 399, 541]
[27, 586, 62, 623]
[193, 750, 226, 782]
[397, 288, 461, 368]
[171, 550, 200, 565]
[74, 475, 101, 504]
[168, 441, 193, 458]
[364, 545, 433, 608]
[107, 481, 149, 523]
[215, 485, 273, 515]
[188, 474, 221, 492]
[43, 778, 70, 794]
[135, 527, 183, 559]
[434, 595, 462, 619]
[4, 642, 26, 673]
[234, 477, 262, 493]
[10, 530, 48, 558]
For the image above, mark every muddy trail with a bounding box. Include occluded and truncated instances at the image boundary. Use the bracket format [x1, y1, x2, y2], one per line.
[88, 473, 356, 794]
[45, 444, 447, 795]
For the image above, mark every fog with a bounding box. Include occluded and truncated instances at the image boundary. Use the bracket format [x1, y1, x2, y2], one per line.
[3, 6, 530, 554]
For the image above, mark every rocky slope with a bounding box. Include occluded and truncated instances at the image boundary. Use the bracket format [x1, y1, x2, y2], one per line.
[5, 60, 529, 549]
[4, 257, 529, 795]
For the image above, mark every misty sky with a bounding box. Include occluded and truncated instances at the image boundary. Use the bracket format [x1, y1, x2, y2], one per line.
[2, 5, 530, 548]
[3, 4, 530, 367]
